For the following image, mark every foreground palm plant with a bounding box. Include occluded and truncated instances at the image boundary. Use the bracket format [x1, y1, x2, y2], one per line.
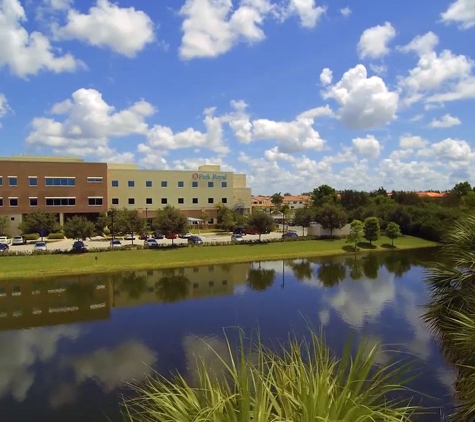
[424, 214, 475, 421]
[123, 330, 418, 422]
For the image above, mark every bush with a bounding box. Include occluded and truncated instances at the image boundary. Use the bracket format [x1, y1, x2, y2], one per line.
[24, 233, 40, 241]
[47, 232, 65, 240]
[103, 227, 110, 236]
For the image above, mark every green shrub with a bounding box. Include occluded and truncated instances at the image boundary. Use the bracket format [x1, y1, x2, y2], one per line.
[103, 227, 110, 236]
[24, 233, 39, 241]
[47, 232, 65, 240]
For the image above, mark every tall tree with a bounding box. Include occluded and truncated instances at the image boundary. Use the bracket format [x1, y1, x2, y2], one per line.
[19, 211, 59, 239]
[293, 207, 313, 236]
[271, 192, 284, 213]
[248, 211, 274, 241]
[63, 216, 96, 240]
[153, 206, 188, 244]
[115, 209, 145, 244]
[452, 181, 472, 197]
[346, 219, 364, 250]
[311, 184, 338, 208]
[281, 204, 291, 232]
[216, 203, 235, 231]
[314, 204, 348, 238]
[339, 190, 369, 211]
[385, 222, 402, 246]
[363, 217, 380, 245]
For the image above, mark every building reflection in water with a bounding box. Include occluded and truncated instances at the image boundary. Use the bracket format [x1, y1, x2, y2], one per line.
[0, 263, 252, 331]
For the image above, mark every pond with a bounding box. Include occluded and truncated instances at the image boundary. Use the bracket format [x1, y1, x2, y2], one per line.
[0, 248, 455, 421]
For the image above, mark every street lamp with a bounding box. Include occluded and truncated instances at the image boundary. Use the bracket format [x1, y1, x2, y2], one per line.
[107, 209, 115, 240]
[145, 207, 148, 231]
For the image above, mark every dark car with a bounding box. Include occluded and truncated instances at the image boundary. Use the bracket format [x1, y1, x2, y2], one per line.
[71, 241, 88, 253]
[233, 226, 247, 235]
[165, 233, 177, 240]
[139, 232, 149, 240]
[282, 231, 299, 239]
[188, 235, 203, 245]
[0, 243, 9, 253]
[153, 232, 164, 239]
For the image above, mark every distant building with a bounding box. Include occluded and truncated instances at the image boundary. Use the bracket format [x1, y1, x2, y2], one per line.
[251, 194, 311, 212]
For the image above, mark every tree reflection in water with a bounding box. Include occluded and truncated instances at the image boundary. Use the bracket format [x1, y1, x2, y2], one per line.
[316, 260, 346, 287]
[65, 282, 96, 306]
[247, 264, 276, 291]
[288, 260, 313, 281]
[362, 254, 379, 280]
[155, 269, 190, 303]
[118, 273, 148, 300]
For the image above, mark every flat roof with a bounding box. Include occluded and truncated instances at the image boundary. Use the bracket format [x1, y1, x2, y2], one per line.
[0, 156, 85, 163]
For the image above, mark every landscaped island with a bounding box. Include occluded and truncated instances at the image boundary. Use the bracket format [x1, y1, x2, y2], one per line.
[0, 235, 437, 280]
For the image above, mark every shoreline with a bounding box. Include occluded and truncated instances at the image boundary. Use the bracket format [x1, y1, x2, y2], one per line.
[0, 236, 438, 281]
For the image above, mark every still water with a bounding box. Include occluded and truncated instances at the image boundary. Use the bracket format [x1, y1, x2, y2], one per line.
[0, 248, 455, 421]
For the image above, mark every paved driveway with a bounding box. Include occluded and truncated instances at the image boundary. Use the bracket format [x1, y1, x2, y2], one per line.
[6, 231, 288, 252]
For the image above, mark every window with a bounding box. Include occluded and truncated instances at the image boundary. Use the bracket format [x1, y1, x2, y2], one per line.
[208, 197, 214, 204]
[88, 197, 103, 206]
[46, 198, 76, 206]
[128, 198, 135, 205]
[128, 180, 135, 187]
[161, 198, 167, 205]
[178, 198, 184, 204]
[192, 181, 198, 188]
[112, 198, 119, 205]
[29, 177, 38, 186]
[8, 177, 17, 186]
[87, 177, 103, 183]
[192, 198, 198, 204]
[112, 180, 119, 187]
[222, 198, 228, 204]
[146, 181, 152, 188]
[209, 265, 214, 272]
[209, 281, 215, 287]
[146, 198, 153, 205]
[208, 218, 214, 224]
[222, 280, 228, 286]
[208, 181, 214, 188]
[193, 267, 199, 273]
[193, 283, 199, 288]
[0, 177, 2, 186]
[222, 181, 227, 188]
[178, 181, 184, 188]
[0, 198, 3, 207]
[29, 198, 38, 207]
[9, 198, 18, 207]
[45, 177, 75, 186]
[161, 181, 167, 187]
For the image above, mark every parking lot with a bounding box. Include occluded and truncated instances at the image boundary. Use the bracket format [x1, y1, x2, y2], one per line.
[2, 229, 295, 252]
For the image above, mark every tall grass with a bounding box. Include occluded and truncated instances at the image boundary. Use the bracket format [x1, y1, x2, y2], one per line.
[424, 214, 475, 421]
[123, 330, 418, 422]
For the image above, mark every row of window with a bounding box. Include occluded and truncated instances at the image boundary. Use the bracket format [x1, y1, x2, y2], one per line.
[113, 197, 227, 206]
[0, 176, 103, 187]
[112, 180, 228, 188]
[0, 197, 103, 207]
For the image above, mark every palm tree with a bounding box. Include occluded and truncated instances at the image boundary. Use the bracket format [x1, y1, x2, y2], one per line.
[271, 193, 284, 232]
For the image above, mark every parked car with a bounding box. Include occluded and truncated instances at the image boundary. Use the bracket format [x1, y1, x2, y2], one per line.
[165, 233, 177, 240]
[179, 232, 193, 239]
[110, 239, 122, 248]
[153, 232, 164, 239]
[124, 233, 135, 240]
[144, 238, 159, 248]
[139, 232, 149, 240]
[71, 241, 88, 253]
[33, 241, 47, 252]
[282, 231, 299, 239]
[231, 233, 245, 243]
[188, 235, 203, 245]
[0, 236, 9, 244]
[12, 236, 25, 246]
[0, 243, 9, 253]
[233, 227, 247, 236]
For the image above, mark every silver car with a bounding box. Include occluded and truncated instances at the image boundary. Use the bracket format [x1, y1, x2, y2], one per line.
[110, 239, 122, 248]
[12, 236, 25, 246]
[34, 241, 47, 252]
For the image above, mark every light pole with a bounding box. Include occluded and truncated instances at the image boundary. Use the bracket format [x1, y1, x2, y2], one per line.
[108, 209, 115, 241]
[145, 207, 148, 232]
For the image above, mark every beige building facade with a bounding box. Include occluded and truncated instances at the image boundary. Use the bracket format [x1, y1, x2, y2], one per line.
[107, 164, 251, 223]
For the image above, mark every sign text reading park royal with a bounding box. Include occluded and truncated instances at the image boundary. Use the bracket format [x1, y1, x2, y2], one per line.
[192, 172, 227, 181]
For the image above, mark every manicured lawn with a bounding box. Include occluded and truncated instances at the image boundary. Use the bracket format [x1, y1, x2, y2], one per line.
[0, 236, 437, 280]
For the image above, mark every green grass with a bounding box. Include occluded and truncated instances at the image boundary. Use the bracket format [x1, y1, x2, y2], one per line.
[123, 329, 419, 422]
[0, 235, 436, 280]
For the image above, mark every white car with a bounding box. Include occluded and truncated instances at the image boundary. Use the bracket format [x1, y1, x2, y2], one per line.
[179, 232, 193, 239]
[12, 236, 25, 246]
[34, 241, 47, 252]
[110, 239, 122, 248]
[124, 233, 135, 240]
[0, 236, 9, 244]
[231, 234, 245, 243]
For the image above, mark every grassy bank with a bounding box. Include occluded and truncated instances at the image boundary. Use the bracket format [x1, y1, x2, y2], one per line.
[0, 235, 437, 280]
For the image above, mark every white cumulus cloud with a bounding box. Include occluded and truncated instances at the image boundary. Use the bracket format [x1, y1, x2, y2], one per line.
[179, 0, 273, 59]
[428, 113, 461, 128]
[399, 134, 428, 149]
[352, 135, 381, 158]
[53, 0, 155, 57]
[340, 7, 351, 17]
[26, 88, 154, 159]
[323, 64, 399, 129]
[0, 93, 11, 127]
[320, 67, 333, 85]
[441, 0, 475, 30]
[0, 0, 82, 77]
[357, 22, 396, 59]
[287, 0, 326, 28]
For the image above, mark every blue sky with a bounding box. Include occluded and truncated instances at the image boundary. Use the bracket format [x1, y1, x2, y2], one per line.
[0, 0, 474, 194]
